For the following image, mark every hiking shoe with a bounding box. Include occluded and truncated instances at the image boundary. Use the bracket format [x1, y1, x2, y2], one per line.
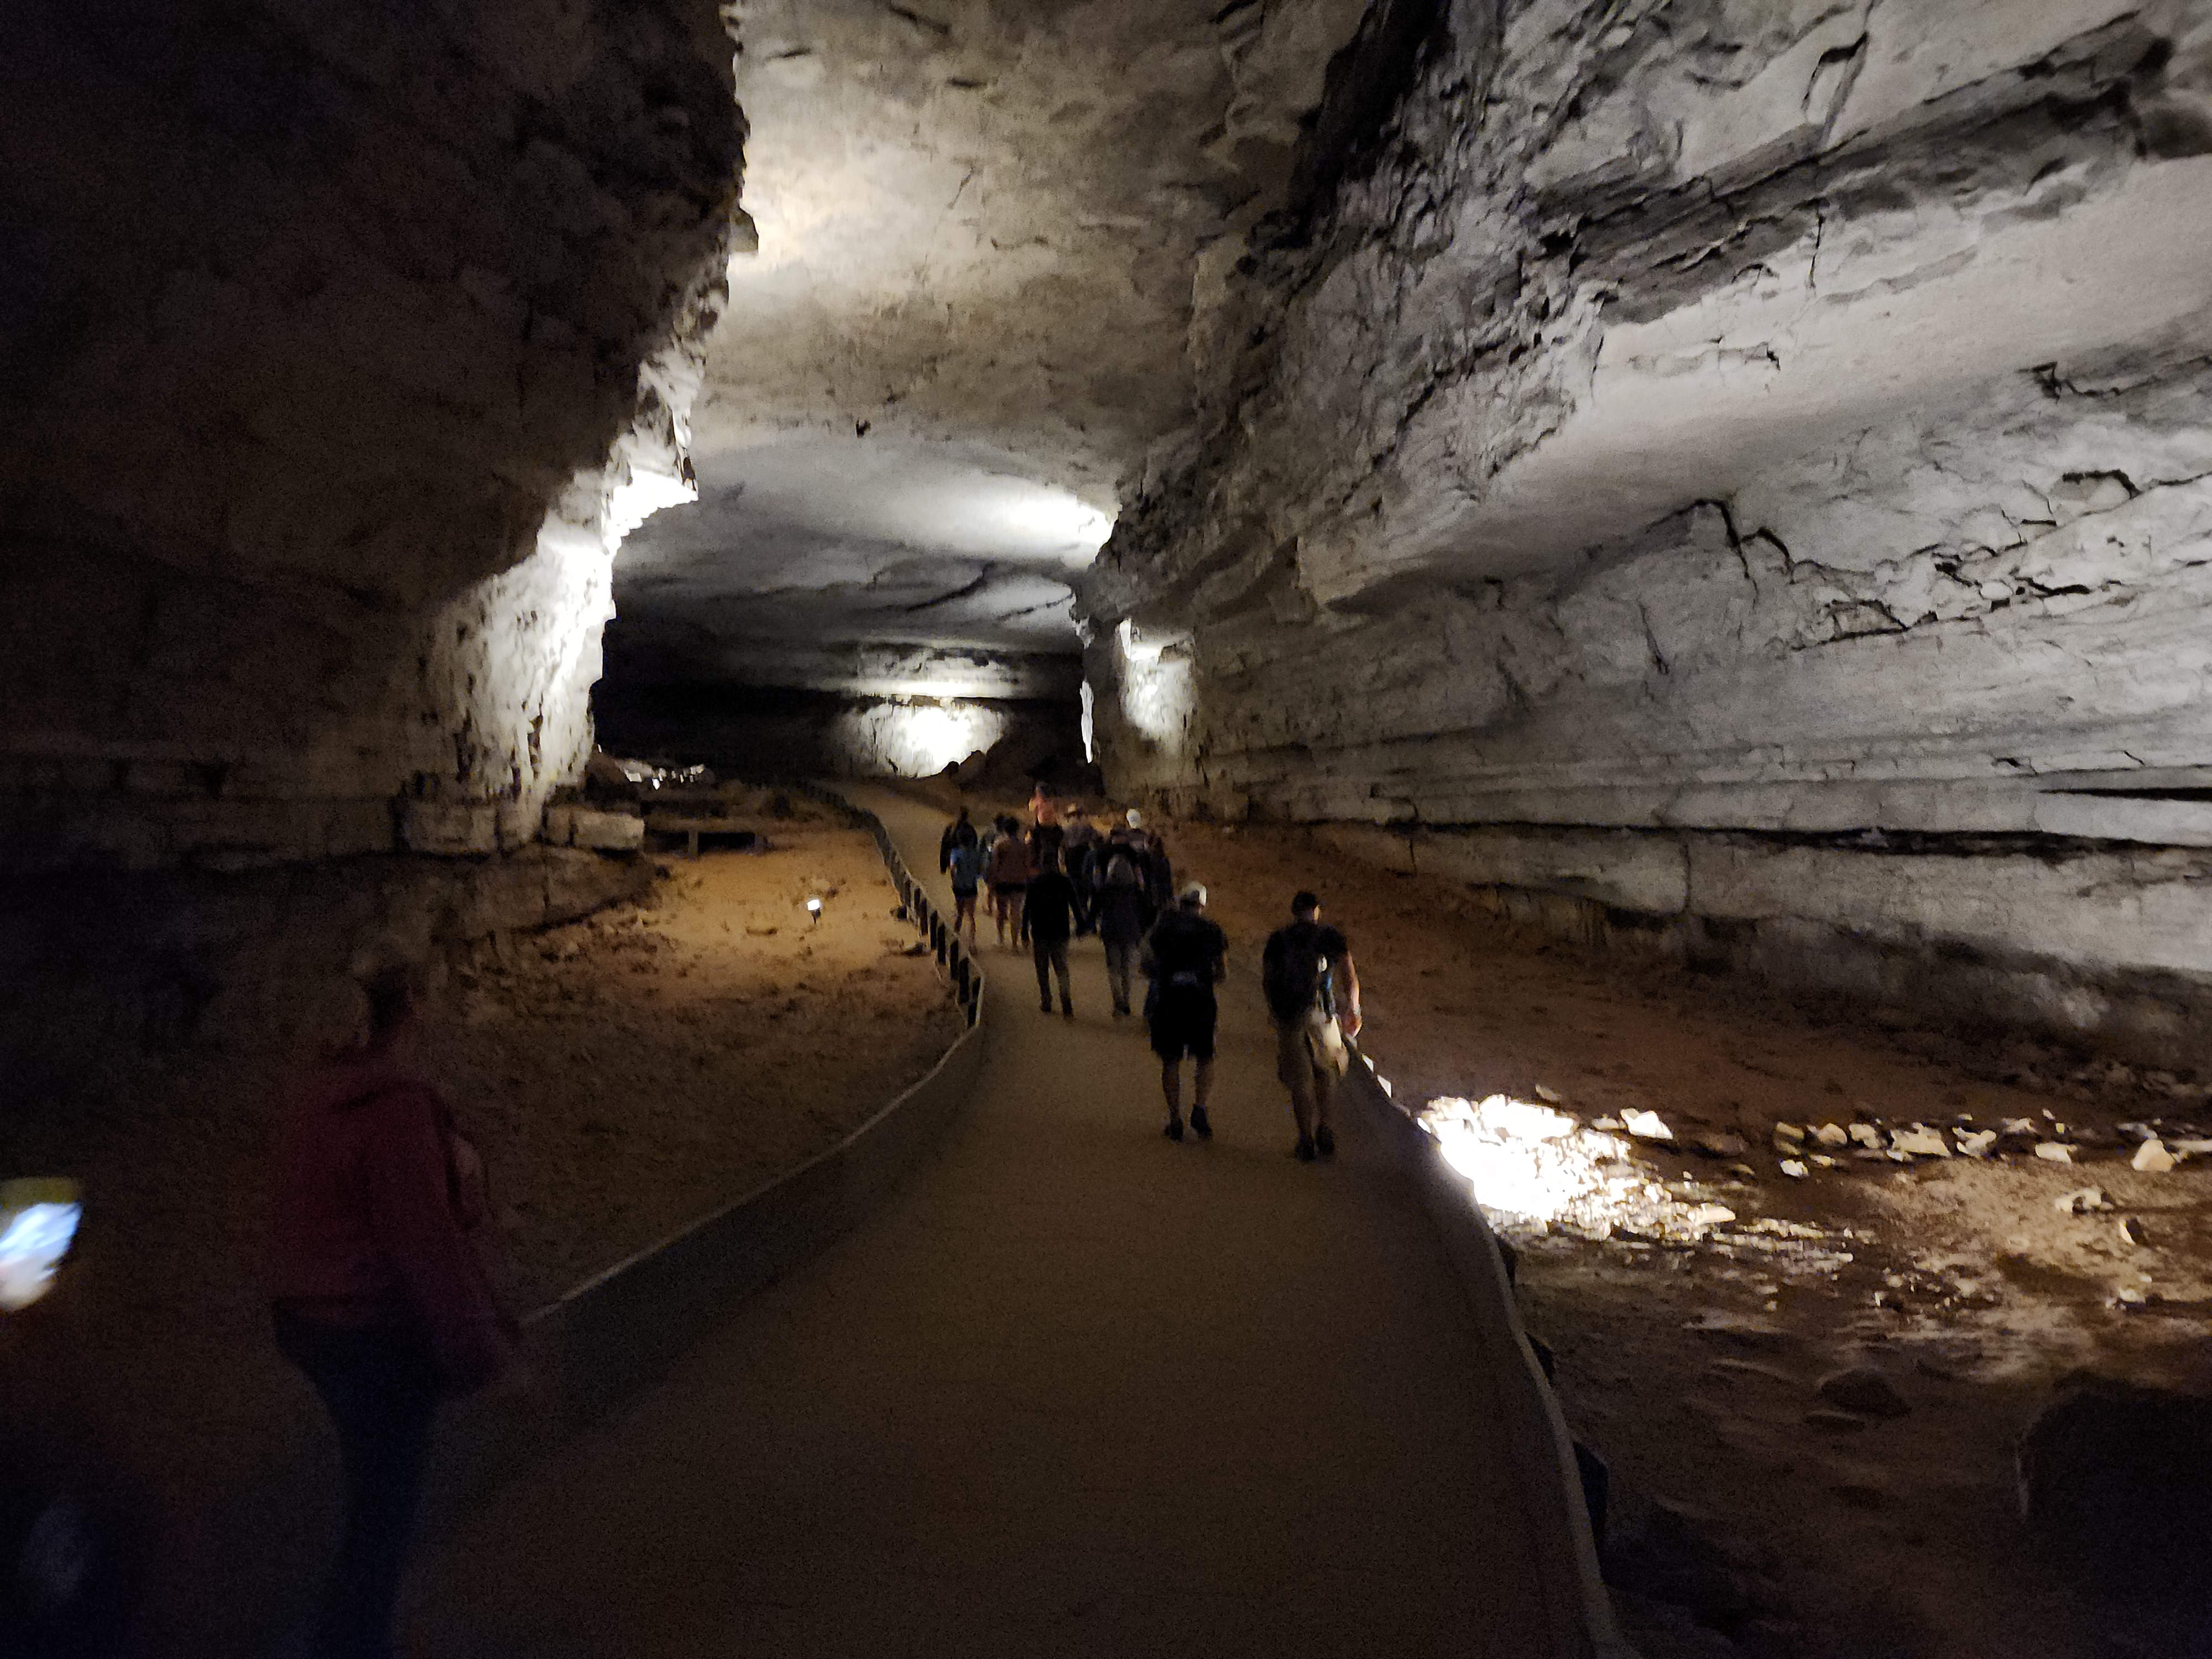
[1039, 999, 1053, 1014]
[1314, 1125, 1335, 1158]
[1190, 1105, 1212, 1139]
[1294, 1134, 1317, 1162]
[1164, 1117, 1185, 1142]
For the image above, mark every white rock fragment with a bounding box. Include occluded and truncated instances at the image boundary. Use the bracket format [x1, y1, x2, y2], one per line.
[1683, 1203, 1736, 1231]
[1590, 1116, 1624, 1131]
[1848, 1123, 1884, 1149]
[1622, 1109, 1672, 1141]
[2117, 1216, 2148, 1246]
[2054, 1187, 2114, 1214]
[1534, 1083, 1563, 1104]
[1773, 1123, 1806, 1144]
[2001, 1118, 2041, 1138]
[2034, 1142, 2076, 1164]
[1890, 1126, 1950, 1158]
[1955, 1129, 1999, 1157]
[1780, 1159, 1809, 1178]
[2132, 1138, 2178, 1173]
[2174, 1139, 2212, 1156]
[1812, 1123, 1849, 1149]
[1811, 1154, 1839, 1168]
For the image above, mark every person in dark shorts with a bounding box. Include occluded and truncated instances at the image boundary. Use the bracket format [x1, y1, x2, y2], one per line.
[984, 815, 1034, 948]
[946, 836, 983, 945]
[1026, 844, 1078, 1019]
[1144, 882, 1227, 1142]
[1261, 890, 1362, 1162]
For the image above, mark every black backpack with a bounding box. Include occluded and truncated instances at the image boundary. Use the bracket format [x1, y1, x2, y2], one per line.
[1262, 923, 1333, 1024]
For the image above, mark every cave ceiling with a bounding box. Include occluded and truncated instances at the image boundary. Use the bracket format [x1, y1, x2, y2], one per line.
[611, 0, 1370, 697]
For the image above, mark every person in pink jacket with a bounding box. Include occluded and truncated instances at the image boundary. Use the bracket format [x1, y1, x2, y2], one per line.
[267, 962, 517, 1659]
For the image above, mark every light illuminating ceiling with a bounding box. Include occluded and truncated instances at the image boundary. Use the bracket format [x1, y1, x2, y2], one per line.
[614, 434, 1110, 658]
[611, 0, 1370, 696]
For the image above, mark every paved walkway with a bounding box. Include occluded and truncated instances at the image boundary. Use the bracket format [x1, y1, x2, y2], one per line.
[413, 787, 1556, 1657]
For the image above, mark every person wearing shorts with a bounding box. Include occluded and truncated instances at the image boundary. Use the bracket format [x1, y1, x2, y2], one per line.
[984, 816, 1034, 948]
[1261, 891, 1361, 1162]
[946, 838, 983, 946]
[1143, 882, 1227, 1142]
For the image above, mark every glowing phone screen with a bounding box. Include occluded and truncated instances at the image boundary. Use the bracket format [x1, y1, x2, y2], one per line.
[0, 1179, 84, 1313]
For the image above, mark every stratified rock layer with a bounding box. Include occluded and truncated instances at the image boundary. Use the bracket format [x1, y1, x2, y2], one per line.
[1079, 0, 2212, 1061]
[0, 0, 743, 872]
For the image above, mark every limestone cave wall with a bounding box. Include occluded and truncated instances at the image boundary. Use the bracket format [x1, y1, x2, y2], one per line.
[0, 0, 744, 874]
[1080, 0, 2212, 1064]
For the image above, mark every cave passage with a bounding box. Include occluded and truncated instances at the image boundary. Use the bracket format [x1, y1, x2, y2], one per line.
[8, 1, 2212, 1656]
[410, 790, 1561, 1657]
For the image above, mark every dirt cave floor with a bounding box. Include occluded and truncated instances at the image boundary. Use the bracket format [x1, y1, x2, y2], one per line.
[1140, 816, 2212, 1659]
[0, 810, 960, 1644]
[427, 821, 963, 1307]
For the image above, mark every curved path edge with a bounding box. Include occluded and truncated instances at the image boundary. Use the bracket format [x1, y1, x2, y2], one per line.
[431, 796, 988, 1507]
[1345, 1050, 1639, 1659]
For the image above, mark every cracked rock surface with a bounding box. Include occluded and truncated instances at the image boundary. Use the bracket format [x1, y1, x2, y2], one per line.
[1081, 0, 2212, 838]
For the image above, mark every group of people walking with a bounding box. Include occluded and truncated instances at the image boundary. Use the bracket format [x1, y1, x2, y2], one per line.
[940, 795, 1361, 1162]
[256, 792, 1367, 1659]
[937, 796, 1174, 1021]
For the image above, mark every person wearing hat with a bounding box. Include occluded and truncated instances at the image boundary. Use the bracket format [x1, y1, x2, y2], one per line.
[1142, 881, 1228, 1141]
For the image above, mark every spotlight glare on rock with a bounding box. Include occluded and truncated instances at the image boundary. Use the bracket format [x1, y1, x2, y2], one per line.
[1417, 1095, 1736, 1243]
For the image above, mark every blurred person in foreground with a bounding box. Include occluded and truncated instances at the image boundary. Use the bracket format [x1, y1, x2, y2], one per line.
[266, 958, 519, 1659]
[1143, 883, 1227, 1142]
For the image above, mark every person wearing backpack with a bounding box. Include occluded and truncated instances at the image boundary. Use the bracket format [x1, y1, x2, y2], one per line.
[983, 815, 1034, 948]
[1261, 891, 1363, 1162]
[1093, 846, 1150, 1017]
[1142, 883, 1227, 1141]
[946, 836, 984, 946]
[938, 806, 977, 873]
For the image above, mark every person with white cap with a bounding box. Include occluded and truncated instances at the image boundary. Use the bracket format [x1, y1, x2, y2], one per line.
[1141, 881, 1227, 1141]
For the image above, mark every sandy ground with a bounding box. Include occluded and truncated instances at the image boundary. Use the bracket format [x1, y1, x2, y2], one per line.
[0, 813, 959, 1653]
[427, 822, 962, 1307]
[1147, 817, 2212, 1659]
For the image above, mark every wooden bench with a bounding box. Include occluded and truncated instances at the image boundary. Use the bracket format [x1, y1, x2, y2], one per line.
[643, 814, 761, 858]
